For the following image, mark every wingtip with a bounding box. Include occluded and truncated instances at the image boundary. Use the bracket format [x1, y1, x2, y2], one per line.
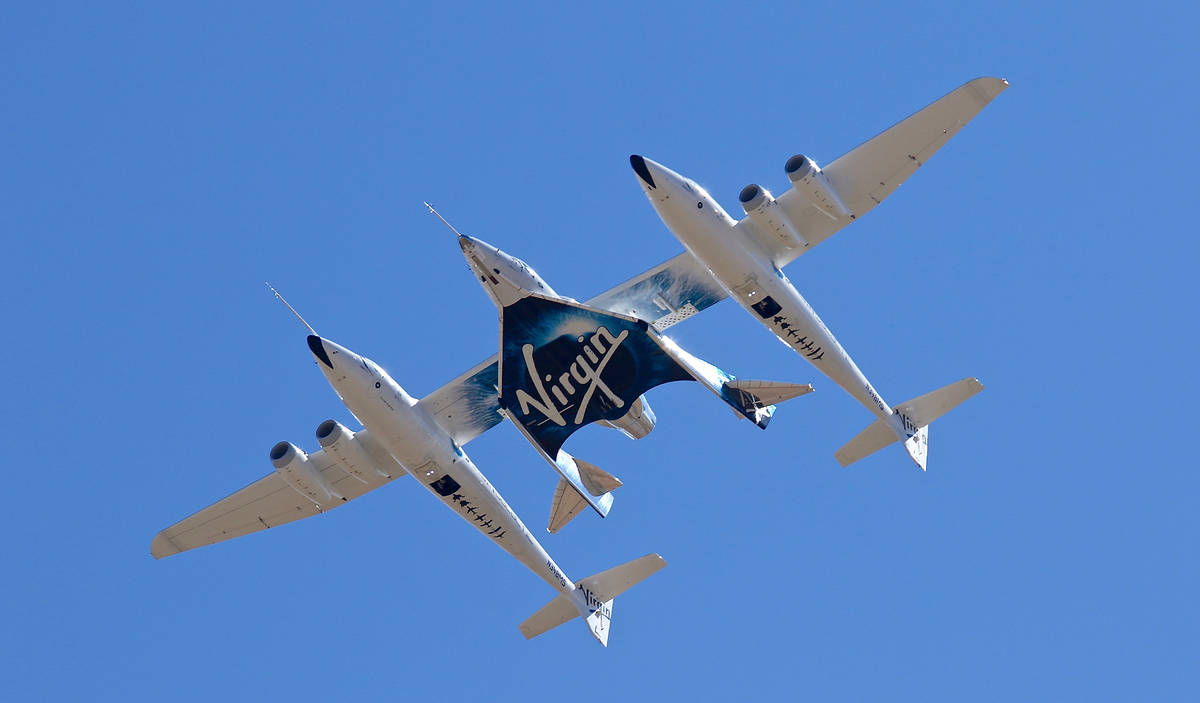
[151, 532, 181, 559]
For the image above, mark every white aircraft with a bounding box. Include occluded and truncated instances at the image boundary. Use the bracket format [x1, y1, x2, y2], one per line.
[151, 297, 666, 646]
[152, 76, 1005, 641]
[452, 229, 812, 531]
[627, 77, 1009, 469]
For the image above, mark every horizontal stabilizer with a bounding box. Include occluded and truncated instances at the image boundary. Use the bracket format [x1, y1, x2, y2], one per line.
[547, 460, 622, 533]
[577, 458, 622, 496]
[654, 335, 801, 429]
[835, 378, 983, 468]
[834, 417, 896, 468]
[893, 377, 983, 427]
[552, 450, 615, 518]
[519, 592, 579, 640]
[548, 479, 588, 534]
[724, 380, 814, 406]
[576, 553, 667, 603]
[518, 554, 667, 646]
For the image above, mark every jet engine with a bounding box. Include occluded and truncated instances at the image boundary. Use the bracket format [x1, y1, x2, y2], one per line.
[598, 395, 657, 440]
[315, 419, 394, 483]
[269, 440, 345, 508]
[784, 155, 853, 220]
[739, 184, 808, 250]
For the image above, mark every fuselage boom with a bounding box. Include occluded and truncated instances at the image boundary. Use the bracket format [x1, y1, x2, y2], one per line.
[308, 335, 582, 599]
[630, 156, 898, 425]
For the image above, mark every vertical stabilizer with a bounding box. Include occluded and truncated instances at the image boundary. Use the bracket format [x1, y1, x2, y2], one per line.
[518, 554, 666, 646]
[547, 459, 622, 533]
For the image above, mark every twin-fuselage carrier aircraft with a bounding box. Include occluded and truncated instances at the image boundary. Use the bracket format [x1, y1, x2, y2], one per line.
[151, 77, 1007, 645]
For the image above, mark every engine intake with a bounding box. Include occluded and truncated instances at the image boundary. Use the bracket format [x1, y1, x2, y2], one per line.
[316, 419, 392, 482]
[784, 155, 853, 220]
[739, 184, 807, 250]
[269, 440, 345, 507]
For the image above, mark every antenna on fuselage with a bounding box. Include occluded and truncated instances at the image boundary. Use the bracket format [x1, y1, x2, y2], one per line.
[266, 283, 317, 336]
[424, 201, 466, 238]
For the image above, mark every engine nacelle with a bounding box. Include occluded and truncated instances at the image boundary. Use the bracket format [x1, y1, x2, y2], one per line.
[784, 154, 853, 220]
[739, 184, 808, 250]
[269, 440, 345, 508]
[598, 395, 657, 440]
[316, 419, 393, 483]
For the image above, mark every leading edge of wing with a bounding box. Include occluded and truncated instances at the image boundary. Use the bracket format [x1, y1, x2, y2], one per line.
[771, 76, 1009, 264]
[151, 431, 405, 558]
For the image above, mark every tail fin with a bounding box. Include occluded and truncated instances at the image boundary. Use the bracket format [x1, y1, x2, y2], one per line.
[547, 459, 622, 533]
[725, 380, 814, 410]
[835, 378, 983, 469]
[518, 554, 667, 646]
[655, 334, 814, 428]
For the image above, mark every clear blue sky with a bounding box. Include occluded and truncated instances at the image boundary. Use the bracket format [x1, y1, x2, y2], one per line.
[2, 2, 1195, 700]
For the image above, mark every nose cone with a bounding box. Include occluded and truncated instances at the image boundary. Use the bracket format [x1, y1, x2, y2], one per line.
[307, 335, 334, 369]
[460, 235, 509, 275]
[630, 155, 690, 197]
[630, 154, 656, 189]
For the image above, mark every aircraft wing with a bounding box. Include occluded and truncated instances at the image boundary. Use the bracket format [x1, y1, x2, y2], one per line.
[155, 251, 732, 555]
[417, 358, 506, 446]
[586, 250, 727, 330]
[764, 76, 1009, 265]
[418, 251, 729, 442]
[151, 429, 405, 558]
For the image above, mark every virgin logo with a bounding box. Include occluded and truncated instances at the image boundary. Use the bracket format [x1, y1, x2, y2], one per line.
[514, 326, 630, 427]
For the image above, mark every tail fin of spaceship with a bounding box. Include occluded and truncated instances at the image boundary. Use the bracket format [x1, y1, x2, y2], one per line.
[654, 335, 814, 429]
[835, 378, 984, 469]
[724, 379, 814, 426]
[547, 459, 622, 533]
[518, 554, 667, 646]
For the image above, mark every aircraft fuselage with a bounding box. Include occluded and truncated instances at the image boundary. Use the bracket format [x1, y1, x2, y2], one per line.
[307, 335, 585, 602]
[630, 156, 903, 432]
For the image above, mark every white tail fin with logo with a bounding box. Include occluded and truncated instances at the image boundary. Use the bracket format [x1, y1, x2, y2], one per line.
[835, 378, 983, 469]
[518, 554, 666, 647]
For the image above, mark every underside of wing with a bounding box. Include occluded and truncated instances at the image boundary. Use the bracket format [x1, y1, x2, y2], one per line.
[770, 77, 1009, 264]
[416, 358, 505, 447]
[151, 429, 405, 558]
[152, 472, 322, 558]
[586, 250, 727, 331]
